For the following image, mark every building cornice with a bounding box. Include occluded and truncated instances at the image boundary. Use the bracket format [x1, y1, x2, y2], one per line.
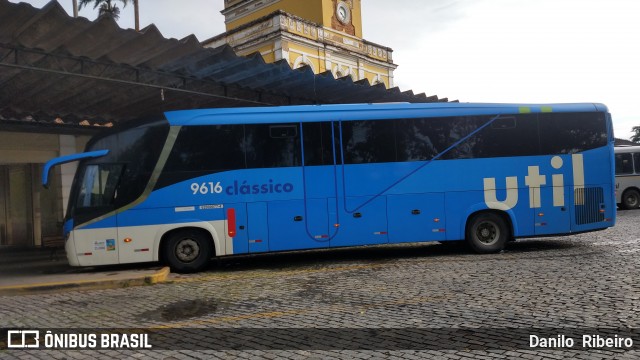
[203, 10, 395, 65]
[221, 0, 281, 25]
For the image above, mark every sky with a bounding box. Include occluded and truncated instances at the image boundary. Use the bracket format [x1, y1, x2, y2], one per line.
[15, 0, 640, 140]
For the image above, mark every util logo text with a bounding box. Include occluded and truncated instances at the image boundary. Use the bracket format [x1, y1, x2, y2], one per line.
[483, 154, 585, 210]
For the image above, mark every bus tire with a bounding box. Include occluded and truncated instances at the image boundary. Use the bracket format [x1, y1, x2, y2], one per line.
[163, 230, 213, 273]
[621, 189, 640, 209]
[465, 212, 508, 254]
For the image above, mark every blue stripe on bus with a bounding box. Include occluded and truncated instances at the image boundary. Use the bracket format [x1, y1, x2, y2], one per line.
[76, 148, 614, 241]
[163, 103, 606, 126]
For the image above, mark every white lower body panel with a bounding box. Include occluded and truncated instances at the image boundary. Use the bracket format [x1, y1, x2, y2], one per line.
[67, 220, 229, 267]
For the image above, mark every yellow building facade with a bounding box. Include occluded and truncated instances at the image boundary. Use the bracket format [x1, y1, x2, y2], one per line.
[203, 0, 397, 88]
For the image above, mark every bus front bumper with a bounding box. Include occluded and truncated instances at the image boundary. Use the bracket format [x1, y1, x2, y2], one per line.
[65, 232, 80, 266]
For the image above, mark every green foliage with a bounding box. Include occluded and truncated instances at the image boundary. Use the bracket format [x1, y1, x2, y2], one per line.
[78, 0, 130, 20]
[632, 126, 640, 144]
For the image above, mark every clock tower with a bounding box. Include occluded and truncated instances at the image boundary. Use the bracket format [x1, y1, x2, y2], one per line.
[203, 0, 397, 88]
[332, 0, 357, 37]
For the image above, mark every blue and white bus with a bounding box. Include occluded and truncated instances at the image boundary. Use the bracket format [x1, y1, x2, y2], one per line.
[43, 103, 616, 272]
[614, 145, 640, 209]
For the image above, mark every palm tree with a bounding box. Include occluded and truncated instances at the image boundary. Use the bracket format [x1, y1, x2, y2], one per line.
[632, 126, 640, 144]
[79, 0, 130, 20]
[134, 0, 139, 31]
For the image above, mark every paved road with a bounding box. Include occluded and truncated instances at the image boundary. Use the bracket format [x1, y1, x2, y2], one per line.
[1, 210, 639, 359]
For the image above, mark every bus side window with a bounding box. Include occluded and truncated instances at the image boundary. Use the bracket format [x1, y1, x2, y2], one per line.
[245, 124, 301, 168]
[164, 125, 245, 173]
[476, 114, 538, 158]
[302, 122, 333, 166]
[539, 112, 607, 154]
[491, 116, 516, 129]
[395, 118, 438, 162]
[341, 120, 395, 164]
[615, 153, 633, 175]
[155, 125, 246, 190]
[270, 125, 297, 138]
[634, 153, 640, 174]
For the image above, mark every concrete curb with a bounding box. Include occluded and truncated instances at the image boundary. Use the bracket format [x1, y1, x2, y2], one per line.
[0, 267, 171, 296]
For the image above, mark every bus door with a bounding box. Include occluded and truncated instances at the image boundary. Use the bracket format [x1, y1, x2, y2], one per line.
[330, 121, 389, 247]
[265, 123, 331, 251]
[74, 163, 121, 266]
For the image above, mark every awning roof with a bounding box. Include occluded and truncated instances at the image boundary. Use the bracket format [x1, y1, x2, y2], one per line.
[0, 0, 451, 133]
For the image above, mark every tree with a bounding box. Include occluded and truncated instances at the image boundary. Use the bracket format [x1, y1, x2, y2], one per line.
[79, 0, 130, 21]
[632, 126, 640, 144]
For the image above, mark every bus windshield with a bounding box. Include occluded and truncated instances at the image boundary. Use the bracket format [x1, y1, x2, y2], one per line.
[66, 120, 169, 222]
[75, 163, 124, 209]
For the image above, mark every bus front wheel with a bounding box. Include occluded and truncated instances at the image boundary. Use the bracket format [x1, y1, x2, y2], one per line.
[465, 212, 508, 254]
[621, 189, 640, 209]
[163, 230, 213, 273]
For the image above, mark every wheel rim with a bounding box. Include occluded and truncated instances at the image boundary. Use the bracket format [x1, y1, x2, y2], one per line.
[175, 238, 200, 263]
[475, 221, 500, 245]
[625, 194, 639, 208]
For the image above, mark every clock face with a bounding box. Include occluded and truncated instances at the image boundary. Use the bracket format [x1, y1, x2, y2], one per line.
[336, 2, 350, 24]
[338, 7, 347, 21]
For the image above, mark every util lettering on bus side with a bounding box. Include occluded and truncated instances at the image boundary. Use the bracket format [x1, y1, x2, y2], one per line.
[483, 154, 585, 210]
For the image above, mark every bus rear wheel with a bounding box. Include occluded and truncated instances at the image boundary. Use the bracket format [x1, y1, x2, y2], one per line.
[466, 212, 508, 254]
[621, 189, 640, 209]
[163, 230, 213, 273]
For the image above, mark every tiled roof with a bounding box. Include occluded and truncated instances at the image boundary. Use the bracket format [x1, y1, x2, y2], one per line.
[0, 0, 450, 131]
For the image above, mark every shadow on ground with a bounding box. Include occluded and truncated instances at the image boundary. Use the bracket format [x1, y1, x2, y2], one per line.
[205, 237, 580, 273]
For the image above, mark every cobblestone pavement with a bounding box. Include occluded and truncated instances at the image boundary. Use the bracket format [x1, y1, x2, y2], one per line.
[1, 210, 639, 359]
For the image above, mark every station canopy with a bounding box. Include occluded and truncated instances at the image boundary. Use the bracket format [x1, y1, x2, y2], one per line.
[0, 0, 451, 133]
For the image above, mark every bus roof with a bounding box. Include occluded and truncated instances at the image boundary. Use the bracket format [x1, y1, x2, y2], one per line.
[164, 102, 608, 126]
